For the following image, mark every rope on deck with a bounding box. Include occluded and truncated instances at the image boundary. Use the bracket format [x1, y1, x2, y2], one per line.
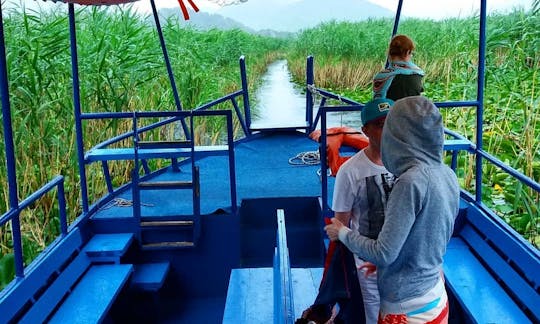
[288, 151, 320, 166]
[101, 198, 155, 210]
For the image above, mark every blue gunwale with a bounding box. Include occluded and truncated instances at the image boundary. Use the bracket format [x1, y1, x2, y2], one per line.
[0, 0, 539, 323]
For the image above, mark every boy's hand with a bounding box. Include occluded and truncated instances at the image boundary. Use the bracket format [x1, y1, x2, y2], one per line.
[359, 262, 377, 277]
[324, 217, 344, 241]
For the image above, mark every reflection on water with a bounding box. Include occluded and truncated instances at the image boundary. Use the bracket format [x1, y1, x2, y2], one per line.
[250, 60, 362, 130]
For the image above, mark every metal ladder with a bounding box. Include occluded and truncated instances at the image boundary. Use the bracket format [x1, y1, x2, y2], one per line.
[131, 111, 201, 250]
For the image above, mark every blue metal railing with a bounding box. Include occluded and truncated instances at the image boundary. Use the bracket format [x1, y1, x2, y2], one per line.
[129, 109, 238, 218]
[306, 56, 314, 129]
[0, 176, 68, 279]
[67, 0, 251, 213]
[308, 0, 540, 222]
[77, 56, 249, 212]
[0, 1, 24, 279]
[310, 79, 540, 219]
[1, 1, 68, 281]
[476, 0, 488, 203]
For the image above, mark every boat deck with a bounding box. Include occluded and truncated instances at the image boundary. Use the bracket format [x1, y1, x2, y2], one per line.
[92, 131, 330, 220]
[88, 131, 329, 323]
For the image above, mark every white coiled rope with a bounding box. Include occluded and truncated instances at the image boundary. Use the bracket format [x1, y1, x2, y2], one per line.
[288, 151, 320, 166]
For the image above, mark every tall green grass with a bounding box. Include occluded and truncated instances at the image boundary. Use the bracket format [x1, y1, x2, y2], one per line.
[1, 5, 538, 288]
[0, 5, 283, 286]
[287, 10, 539, 246]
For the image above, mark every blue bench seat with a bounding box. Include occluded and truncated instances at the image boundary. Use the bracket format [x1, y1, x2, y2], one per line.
[223, 267, 274, 323]
[291, 268, 324, 319]
[444, 238, 530, 323]
[442, 139, 475, 152]
[1, 228, 84, 323]
[130, 262, 171, 291]
[0, 229, 136, 324]
[222, 267, 323, 323]
[443, 202, 540, 323]
[83, 232, 134, 263]
[48, 264, 133, 323]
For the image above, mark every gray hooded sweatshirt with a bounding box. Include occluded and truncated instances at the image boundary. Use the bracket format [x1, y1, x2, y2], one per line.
[338, 96, 460, 304]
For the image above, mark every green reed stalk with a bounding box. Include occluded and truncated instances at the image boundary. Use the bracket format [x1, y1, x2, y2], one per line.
[0, 6, 283, 279]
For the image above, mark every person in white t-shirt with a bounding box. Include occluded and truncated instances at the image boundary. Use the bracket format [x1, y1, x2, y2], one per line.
[332, 97, 396, 323]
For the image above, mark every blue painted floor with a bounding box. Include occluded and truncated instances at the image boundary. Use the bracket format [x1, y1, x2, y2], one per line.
[91, 131, 332, 323]
[92, 131, 329, 219]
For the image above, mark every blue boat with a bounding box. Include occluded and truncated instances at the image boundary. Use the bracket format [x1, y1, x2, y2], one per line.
[0, 0, 538, 323]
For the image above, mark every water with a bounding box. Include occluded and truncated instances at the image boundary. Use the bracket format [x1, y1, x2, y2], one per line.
[250, 60, 363, 130]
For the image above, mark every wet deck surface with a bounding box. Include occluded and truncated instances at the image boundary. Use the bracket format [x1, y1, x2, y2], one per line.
[92, 131, 331, 219]
[89, 131, 331, 323]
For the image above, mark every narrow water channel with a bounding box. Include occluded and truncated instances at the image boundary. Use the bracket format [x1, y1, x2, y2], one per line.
[250, 60, 363, 130]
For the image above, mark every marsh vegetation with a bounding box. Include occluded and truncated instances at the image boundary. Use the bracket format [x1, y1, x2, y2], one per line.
[0, 4, 538, 287]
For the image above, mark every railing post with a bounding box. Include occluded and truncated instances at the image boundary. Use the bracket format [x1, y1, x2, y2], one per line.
[240, 56, 251, 133]
[321, 109, 330, 216]
[132, 112, 141, 224]
[58, 178, 68, 236]
[0, 2, 24, 278]
[68, 4, 89, 214]
[306, 56, 314, 131]
[391, 0, 404, 37]
[226, 110, 238, 214]
[475, 0, 487, 203]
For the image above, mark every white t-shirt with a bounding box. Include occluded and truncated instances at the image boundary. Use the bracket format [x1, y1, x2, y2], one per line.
[332, 150, 395, 267]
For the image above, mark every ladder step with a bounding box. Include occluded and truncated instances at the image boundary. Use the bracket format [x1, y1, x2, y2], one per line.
[138, 140, 192, 149]
[138, 180, 193, 189]
[142, 241, 195, 250]
[141, 220, 194, 227]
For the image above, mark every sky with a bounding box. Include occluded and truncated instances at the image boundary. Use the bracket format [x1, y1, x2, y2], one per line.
[129, 0, 532, 19]
[11, 0, 533, 20]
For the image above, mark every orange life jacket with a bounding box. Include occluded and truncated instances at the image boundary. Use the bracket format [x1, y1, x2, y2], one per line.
[309, 126, 369, 176]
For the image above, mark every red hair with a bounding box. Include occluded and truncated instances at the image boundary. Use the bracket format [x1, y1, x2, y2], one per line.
[388, 35, 415, 58]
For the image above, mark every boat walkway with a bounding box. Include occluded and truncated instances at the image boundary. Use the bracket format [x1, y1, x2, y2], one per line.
[92, 131, 329, 220]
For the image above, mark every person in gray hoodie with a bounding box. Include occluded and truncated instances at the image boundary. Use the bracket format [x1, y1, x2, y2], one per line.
[325, 96, 460, 323]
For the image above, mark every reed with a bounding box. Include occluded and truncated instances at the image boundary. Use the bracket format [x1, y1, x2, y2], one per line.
[0, 5, 282, 281]
[287, 10, 539, 246]
[1, 6, 539, 287]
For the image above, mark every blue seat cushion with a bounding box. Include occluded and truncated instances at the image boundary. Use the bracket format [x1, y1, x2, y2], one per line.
[48, 264, 133, 324]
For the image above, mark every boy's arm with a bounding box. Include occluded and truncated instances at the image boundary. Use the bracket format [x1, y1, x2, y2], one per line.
[334, 211, 351, 226]
[338, 178, 422, 266]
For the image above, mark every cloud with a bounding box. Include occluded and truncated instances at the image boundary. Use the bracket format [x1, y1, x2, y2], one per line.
[366, 0, 531, 19]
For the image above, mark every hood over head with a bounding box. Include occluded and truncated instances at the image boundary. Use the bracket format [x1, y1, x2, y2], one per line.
[381, 96, 444, 177]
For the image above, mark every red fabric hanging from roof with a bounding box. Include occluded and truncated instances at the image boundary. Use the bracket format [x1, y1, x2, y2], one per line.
[61, 0, 200, 21]
[178, 0, 199, 20]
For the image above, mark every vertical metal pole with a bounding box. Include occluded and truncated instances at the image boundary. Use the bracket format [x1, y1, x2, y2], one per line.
[69, 4, 89, 214]
[150, 0, 182, 111]
[476, 0, 487, 202]
[132, 113, 141, 222]
[149, 0, 189, 136]
[240, 56, 251, 133]
[386, 0, 404, 69]
[306, 56, 314, 131]
[101, 161, 114, 193]
[58, 179, 68, 235]
[321, 109, 329, 215]
[226, 111, 238, 214]
[391, 0, 404, 37]
[0, 3, 24, 279]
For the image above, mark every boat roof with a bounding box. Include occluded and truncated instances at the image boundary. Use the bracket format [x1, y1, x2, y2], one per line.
[55, 0, 139, 4]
